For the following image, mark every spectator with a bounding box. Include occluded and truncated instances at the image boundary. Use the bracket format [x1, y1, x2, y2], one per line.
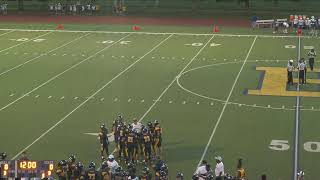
[214, 156, 224, 180]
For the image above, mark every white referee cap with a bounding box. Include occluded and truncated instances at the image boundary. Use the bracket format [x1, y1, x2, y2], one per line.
[289, 59, 294, 63]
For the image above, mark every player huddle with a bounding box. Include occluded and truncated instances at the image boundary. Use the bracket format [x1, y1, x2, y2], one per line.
[106, 116, 162, 164]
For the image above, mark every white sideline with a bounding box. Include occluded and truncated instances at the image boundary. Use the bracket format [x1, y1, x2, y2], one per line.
[0, 33, 90, 77]
[195, 36, 258, 170]
[0, 31, 53, 53]
[0, 34, 131, 113]
[11, 34, 173, 160]
[0, 28, 305, 38]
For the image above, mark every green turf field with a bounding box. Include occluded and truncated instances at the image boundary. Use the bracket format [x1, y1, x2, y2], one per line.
[0, 24, 319, 180]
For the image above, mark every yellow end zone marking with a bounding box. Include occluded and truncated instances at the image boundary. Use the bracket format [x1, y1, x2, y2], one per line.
[248, 67, 320, 97]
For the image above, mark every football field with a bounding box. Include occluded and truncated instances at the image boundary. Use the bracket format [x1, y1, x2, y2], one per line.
[0, 25, 319, 179]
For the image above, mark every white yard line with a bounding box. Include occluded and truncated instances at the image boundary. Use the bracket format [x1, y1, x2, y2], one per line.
[0, 33, 91, 77]
[139, 35, 215, 122]
[293, 36, 301, 180]
[0, 28, 303, 38]
[0, 31, 53, 53]
[0, 30, 15, 37]
[195, 36, 258, 169]
[11, 34, 173, 160]
[0, 34, 131, 113]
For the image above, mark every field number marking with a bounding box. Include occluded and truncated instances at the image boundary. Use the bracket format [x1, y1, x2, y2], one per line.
[285, 45, 314, 49]
[184, 42, 221, 47]
[99, 40, 131, 45]
[11, 38, 46, 42]
[269, 140, 320, 152]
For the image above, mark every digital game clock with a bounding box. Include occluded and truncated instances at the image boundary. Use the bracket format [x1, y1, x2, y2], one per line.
[0, 160, 54, 179]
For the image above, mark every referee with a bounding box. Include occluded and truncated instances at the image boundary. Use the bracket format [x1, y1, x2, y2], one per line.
[297, 59, 307, 84]
[308, 48, 316, 71]
[287, 59, 294, 85]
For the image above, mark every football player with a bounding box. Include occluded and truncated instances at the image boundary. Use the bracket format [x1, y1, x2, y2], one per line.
[66, 154, 76, 179]
[176, 172, 184, 180]
[126, 130, 137, 163]
[86, 162, 98, 180]
[140, 167, 152, 180]
[56, 160, 67, 180]
[99, 124, 109, 157]
[100, 161, 111, 180]
[118, 127, 128, 161]
[142, 128, 152, 162]
[74, 162, 85, 180]
[153, 120, 162, 157]
[236, 159, 246, 180]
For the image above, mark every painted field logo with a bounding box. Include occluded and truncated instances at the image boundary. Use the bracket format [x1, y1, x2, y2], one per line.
[248, 67, 320, 97]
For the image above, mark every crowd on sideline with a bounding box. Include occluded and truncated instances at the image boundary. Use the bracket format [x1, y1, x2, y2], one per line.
[48, 2, 101, 16]
[252, 15, 320, 36]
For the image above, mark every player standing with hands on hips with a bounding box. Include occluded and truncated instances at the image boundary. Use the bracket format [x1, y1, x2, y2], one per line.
[308, 48, 316, 71]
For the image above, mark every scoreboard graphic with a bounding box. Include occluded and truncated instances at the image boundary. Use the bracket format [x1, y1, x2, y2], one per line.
[0, 160, 54, 179]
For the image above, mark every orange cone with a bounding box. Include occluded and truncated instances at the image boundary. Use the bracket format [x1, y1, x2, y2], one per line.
[213, 26, 219, 33]
[132, 26, 141, 31]
[56, 24, 64, 30]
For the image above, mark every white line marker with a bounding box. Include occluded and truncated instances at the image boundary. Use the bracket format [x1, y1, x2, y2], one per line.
[182, 101, 186, 104]
[10, 34, 173, 160]
[282, 105, 285, 109]
[195, 36, 257, 170]
[10, 94, 14, 97]
[128, 99, 131, 102]
[62, 54, 67, 56]
[169, 101, 173, 104]
[35, 95, 39, 98]
[268, 105, 271, 108]
[0, 33, 90, 77]
[0, 34, 130, 112]
[0, 28, 305, 38]
[139, 35, 215, 125]
[74, 97, 78, 100]
[141, 99, 145, 103]
[197, 102, 200, 105]
[114, 98, 118, 102]
[60, 96, 65, 100]
[100, 98, 104, 101]
[48, 96, 52, 99]
[0, 32, 52, 54]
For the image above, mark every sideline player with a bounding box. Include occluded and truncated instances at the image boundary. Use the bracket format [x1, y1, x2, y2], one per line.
[236, 159, 246, 180]
[99, 124, 109, 158]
